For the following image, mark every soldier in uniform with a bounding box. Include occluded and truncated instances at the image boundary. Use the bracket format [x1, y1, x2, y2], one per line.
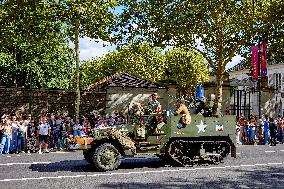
[147, 93, 162, 134]
[174, 99, 191, 127]
[148, 93, 161, 113]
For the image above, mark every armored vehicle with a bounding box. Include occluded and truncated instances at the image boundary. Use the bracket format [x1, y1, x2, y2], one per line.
[76, 113, 237, 171]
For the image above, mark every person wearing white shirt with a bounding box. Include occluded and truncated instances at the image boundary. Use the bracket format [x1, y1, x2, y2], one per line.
[37, 117, 50, 154]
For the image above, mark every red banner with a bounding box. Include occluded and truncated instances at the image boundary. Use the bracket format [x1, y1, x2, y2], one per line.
[252, 46, 259, 80]
[260, 42, 267, 77]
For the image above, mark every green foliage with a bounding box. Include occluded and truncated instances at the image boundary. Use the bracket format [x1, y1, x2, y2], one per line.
[117, 0, 278, 113]
[118, 0, 260, 73]
[50, 0, 118, 117]
[164, 47, 210, 95]
[239, 0, 284, 65]
[51, 0, 118, 42]
[80, 42, 210, 95]
[0, 0, 74, 89]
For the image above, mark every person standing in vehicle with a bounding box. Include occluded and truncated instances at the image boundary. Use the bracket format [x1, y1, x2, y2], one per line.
[147, 93, 162, 134]
[148, 93, 161, 113]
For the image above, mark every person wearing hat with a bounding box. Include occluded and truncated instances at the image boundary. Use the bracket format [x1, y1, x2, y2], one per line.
[174, 99, 191, 126]
[148, 93, 161, 113]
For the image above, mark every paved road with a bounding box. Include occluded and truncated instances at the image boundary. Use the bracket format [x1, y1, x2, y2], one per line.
[0, 145, 284, 189]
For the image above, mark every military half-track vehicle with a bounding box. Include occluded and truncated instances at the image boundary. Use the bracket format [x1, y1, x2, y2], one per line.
[76, 113, 237, 171]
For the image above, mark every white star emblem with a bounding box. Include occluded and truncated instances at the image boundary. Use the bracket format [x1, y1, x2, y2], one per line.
[196, 120, 207, 133]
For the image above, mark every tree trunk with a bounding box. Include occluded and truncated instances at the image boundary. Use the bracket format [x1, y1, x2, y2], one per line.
[75, 19, 80, 119]
[212, 65, 224, 117]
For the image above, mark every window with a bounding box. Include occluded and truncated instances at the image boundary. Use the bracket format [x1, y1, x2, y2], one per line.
[275, 73, 281, 92]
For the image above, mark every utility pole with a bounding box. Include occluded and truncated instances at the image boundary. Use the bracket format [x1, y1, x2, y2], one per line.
[258, 35, 261, 120]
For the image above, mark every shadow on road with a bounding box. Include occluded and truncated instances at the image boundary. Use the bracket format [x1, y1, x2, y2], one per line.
[30, 157, 167, 172]
[98, 166, 284, 189]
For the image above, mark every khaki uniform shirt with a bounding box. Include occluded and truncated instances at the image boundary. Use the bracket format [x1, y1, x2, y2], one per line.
[174, 104, 190, 115]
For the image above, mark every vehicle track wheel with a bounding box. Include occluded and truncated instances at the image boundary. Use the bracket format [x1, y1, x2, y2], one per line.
[167, 140, 191, 166]
[92, 143, 121, 171]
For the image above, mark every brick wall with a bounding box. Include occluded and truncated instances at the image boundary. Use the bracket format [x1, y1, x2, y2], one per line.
[0, 87, 106, 118]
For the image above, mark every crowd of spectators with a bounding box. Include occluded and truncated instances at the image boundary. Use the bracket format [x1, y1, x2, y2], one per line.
[0, 111, 127, 154]
[2, 108, 284, 155]
[236, 114, 284, 146]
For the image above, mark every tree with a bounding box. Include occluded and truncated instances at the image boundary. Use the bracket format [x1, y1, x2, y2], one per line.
[80, 42, 210, 95]
[51, 0, 118, 118]
[256, 0, 284, 64]
[164, 47, 210, 95]
[0, 0, 74, 89]
[118, 0, 268, 115]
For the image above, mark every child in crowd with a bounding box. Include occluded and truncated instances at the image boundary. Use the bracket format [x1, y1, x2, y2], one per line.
[73, 119, 82, 137]
[0, 119, 12, 154]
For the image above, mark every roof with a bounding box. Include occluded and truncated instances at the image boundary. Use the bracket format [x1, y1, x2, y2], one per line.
[86, 72, 164, 91]
[227, 58, 280, 73]
[226, 59, 249, 72]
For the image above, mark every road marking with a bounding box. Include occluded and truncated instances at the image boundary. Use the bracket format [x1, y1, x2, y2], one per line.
[230, 165, 240, 168]
[236, 153, 241, 155]
[6, 156, 11, 158]
[268, 162, 282, 165]
[0, 162, 283, 182]
[255, 164, 268, 166]
[240, 164, 255, 167]
[50, 151, 70, 154]
[0, 162, 52, 166]
[265, 151, 276, 153]
[280, 150, 284, 152]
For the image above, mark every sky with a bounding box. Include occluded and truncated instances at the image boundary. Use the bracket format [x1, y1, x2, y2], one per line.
[74, 37, 243, 69]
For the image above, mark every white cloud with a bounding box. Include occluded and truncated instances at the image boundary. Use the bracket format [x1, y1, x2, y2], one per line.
[72, 36, 244, 69]
[69, 37, 116, 61]
[226, 55, 243, 69]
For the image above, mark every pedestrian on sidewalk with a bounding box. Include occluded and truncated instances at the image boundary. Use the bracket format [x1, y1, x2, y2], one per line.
[17, 116, 27, 153]
[26, 120, 38, 153]
[258, 119, 264, 143]
[269, 118, 277, 146]
[0, 119, 12, 154]
[37, 117, 50, 154]
[10, 115, 20, 153]
[263, 115, 269, 145]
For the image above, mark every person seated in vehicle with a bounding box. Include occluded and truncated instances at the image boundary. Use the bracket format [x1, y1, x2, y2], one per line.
[174, 99, 191, 127]
[128, 103, 145, 124]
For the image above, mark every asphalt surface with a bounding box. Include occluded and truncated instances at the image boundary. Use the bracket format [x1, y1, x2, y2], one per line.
[0, 144, 284, 189]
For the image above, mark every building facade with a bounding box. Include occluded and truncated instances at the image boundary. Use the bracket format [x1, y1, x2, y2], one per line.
[86, 72, 177, 114]
[228, 61, 283, 118]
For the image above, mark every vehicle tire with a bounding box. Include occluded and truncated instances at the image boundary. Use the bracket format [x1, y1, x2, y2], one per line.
[92, 143, 121, 171]
[83, 149, 94, 164]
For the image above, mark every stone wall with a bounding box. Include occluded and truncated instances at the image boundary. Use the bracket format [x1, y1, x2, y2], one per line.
[0, 87, 106, 118]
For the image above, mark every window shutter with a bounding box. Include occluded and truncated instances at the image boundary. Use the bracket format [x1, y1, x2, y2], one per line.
[281, 73, 284, 92]
[268, 73, 274, 88]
